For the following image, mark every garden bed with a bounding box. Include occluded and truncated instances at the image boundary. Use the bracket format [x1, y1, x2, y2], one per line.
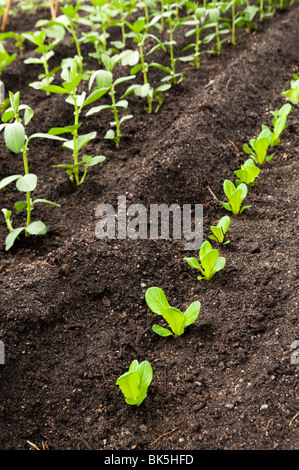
[0, 2, 298, 450]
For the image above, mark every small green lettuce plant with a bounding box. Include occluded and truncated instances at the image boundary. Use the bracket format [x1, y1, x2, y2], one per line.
[184, 240, 226, 281]
[282, 74, 299, 104]
[221, 180, 250, 215]
[208, 215, 231, 244]
[243, 134, 274, 165]
[116, 359, 153, 406]
[259, 103, 292, 147]
[145, 286, 201, 338]
[234, 158, 260, 186]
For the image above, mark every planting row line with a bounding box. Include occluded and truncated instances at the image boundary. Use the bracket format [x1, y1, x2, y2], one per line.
[115, 74, 298, 406]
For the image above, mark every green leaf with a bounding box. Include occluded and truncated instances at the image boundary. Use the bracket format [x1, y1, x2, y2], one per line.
[14, 201, 27, 211]
[218, 215, 231, 234]
[4, 122, 25, 153]
[212, 256, 226, 275]
[209, 226, 223, 243]
[145, 286, 170, 315]
[86, 104, 113, 116]
[121, 49, 139, 67]
[26, 220, 48, 235]
[0, 174, 22, 190]
[223, 180, 236, 200]
[83, 155, 106, 167]
[137, 361, 153, 404]
[162, 307, 185, 337]
[89, 70, 113, 90]
[152, 324, 173, 337]
[32, 198, 61, 207]
[62, 73, 82, 92]
[201, 248, 219, 275]
[82, 87, 109, 108]
[16, 174, 37, 192]
[104, 129, 115, 140]
[28, 132, 68, 142]
[184, 256, 202, 271]
[40, 84, 68, 94]
[47, 124, 82, 135]
[183, 301, 201, 327]
[63, 132, 97, 151]
[5, 227, 25, 250]
[116, 371, 140, 402]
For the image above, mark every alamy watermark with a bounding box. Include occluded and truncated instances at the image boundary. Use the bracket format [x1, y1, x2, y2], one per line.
[95, 196, 203, 250]
[0, 341, 4, 365]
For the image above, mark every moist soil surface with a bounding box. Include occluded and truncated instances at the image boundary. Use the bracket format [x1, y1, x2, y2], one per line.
[0, 4, 298, 451]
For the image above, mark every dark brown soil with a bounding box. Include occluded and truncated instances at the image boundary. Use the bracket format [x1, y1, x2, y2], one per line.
[0, 4, 298, 451]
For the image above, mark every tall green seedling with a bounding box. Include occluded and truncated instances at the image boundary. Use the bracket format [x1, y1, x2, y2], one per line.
[22, 29, 63, 94]
[0, 92, 64, 250]
[86, 51, 139, 147]
[41, 60, 108, 185]
[124, 17, 171, 113]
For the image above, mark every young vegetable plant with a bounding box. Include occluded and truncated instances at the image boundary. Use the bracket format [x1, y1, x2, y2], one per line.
[145, 286, 201, 338]
[243, 134, 274, 165]
[22, 29, 62, 94]
[124, 17, 171, 113]
[41, 60, 108, 185]
[282, 74, 299, 104]
[258, 104, 291, 148]
[0, 91, 64, 250]
[221, 180, 250, 215]
[184, 240, 226, 281]
[206, 5, 230, 56]
[86, 51, 139, 147]
[208, 215, 231, 244]
[37, 2, 85, 76]
[180, 4, 207, 70]
[159, 3, 185, 84]
[116, 359, 153, 406]
[234, 158, 260, 186]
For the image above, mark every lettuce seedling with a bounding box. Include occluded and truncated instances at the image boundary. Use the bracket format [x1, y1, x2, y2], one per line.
[256, 103, 292, 148]
[145, 286, 201, 337]
[86, 50, 139, 147]
[234, 158, 260, 186]
[42, 59, 107, 185]
[116, 359, 153, 406]
[208, 215, 231, 244]
[243, 134, 274, 165]
[221, 180, 250, 215]
[184, 240, 226, 281]
[270, 103, 292, 128]
[0, 91, 64, 250]
[282, 74, 299, 105]
[22, 29, 62, 94]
